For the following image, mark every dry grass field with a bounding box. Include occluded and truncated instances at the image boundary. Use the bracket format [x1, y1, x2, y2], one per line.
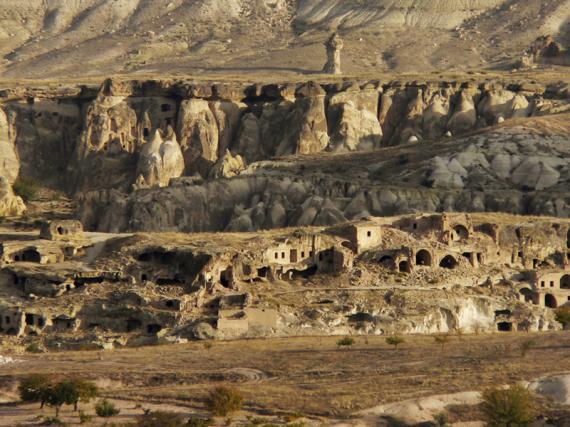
[1, 332, 570, 425]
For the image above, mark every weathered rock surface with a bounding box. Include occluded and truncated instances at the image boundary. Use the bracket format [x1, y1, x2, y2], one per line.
[0, 175, 25, 216]
[0, 78, 569, 230]
[0, 106, 19, 184]
[136, 127, 185, 188]
[78, 113, 570, 233]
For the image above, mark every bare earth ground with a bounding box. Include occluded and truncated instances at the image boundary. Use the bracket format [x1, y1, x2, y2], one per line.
[1, 332, 570, 425]
[0, 0, 568, 79]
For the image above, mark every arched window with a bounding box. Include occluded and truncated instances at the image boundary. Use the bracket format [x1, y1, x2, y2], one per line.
[439, 255, 458, 269]
[415, 250, 432, 267]
[453, 225, 469, 241]
[545, 294, 557, 308]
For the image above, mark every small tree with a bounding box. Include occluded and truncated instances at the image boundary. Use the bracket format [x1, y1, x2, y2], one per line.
[555, 307, 570, 329]
[386, 335, 405, 350]
[25, 342, 44, 353]
[78, 410, 93, 424]
[45, 380, 78, 417]
[67, 378, 98, 411]
[206, 387, 243, 417]
[137, 410, 186, 427]
[95, 399, 120, 417]
[519, 338, 537, 357]
[18, 374, 52, 409]
[336, 337, 355, 349]
[434, 334, 451, 352]
[482, 384, 534, 427]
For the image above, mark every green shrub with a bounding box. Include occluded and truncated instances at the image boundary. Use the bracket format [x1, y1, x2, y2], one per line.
[78, 410, 92, 424]
[555, 307, 570, 329]
[67, 378, 98, 411]
[186, 417, 213, 427]
[40, 417, 65, 426]
[13, 176, 39, 202]
[45, 380, 81, 417]
[95, 399, 120, 417]
[206, 387, 243, 417]
[137, 410, 186, 427]
[26, 342, 44, 353]
[386, 335, 405, 349]
[482, 384, 534, 426]
[433, 412, 451, 427]
[336, 337, 355, 348]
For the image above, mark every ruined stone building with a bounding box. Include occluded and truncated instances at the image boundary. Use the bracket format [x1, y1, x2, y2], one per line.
[0, 213, 566, 344]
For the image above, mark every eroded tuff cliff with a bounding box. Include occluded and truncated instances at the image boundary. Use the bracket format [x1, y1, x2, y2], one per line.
[1, 78, 570, 231]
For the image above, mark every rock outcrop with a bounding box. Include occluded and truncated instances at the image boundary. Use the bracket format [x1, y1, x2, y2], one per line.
[0, 175, 25, 216]
[0, 106, 20, 184]
[136, 127, 185, 188]
[77, 113, 570, 233]
[322, 32, 343, 75]
[0, 78, 568, 227]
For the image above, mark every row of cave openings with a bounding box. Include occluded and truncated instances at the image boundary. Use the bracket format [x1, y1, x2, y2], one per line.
[380, 250, 466, 273]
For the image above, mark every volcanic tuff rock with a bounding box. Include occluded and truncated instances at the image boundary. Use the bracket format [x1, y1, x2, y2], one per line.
[1, 78, 569, 231]
[0, 211, 565, 346]
[77, 113, 570, 233]
[136, 127, 185, 188]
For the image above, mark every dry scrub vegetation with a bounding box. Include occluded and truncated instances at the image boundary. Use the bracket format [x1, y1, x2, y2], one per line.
[2, 332, 570, 424]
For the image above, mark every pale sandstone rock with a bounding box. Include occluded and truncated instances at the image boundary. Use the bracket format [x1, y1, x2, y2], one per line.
[0, 175, 25, 216]
[478, 90, 531, 125]
[293, 94, 330, 155]
[427, 156, 467, 189]
[447, 91, 477, 134]
[322, 32, 343, 75]
[136, 127, 184, 188]
[330, 101, 383, 151]
[511, 158, 560, 190]
[0, 107, 19, 184]
[210, 149, 246, 178]
[210, 100, 246, 157]
[422, 94, 449, 140]
[177, 99, 219, 177]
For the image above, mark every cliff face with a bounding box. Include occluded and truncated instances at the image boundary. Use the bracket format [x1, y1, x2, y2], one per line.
[1, 78, 569, 231]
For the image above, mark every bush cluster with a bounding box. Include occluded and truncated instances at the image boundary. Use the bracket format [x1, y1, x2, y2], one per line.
[19, 375, 98, 417]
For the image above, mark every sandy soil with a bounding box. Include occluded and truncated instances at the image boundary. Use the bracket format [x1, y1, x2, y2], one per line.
[2, 332, 570, 425]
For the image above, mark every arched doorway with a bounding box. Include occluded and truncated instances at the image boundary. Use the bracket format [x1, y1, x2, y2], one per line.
[519, 288, 534, 303]
[561, 275, 570, 289]
[22, 249, 41, 263]
[545, 294, 557, 308]
[439, 255, 458, 269]
[379, 255, 393, 268]
[415, 250, 432, 267]
[398, 260, 410, 273]
[453, 225, 469, 241]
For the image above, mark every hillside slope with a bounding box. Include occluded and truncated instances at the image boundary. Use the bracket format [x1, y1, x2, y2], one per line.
[0, 0, 568, 79]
